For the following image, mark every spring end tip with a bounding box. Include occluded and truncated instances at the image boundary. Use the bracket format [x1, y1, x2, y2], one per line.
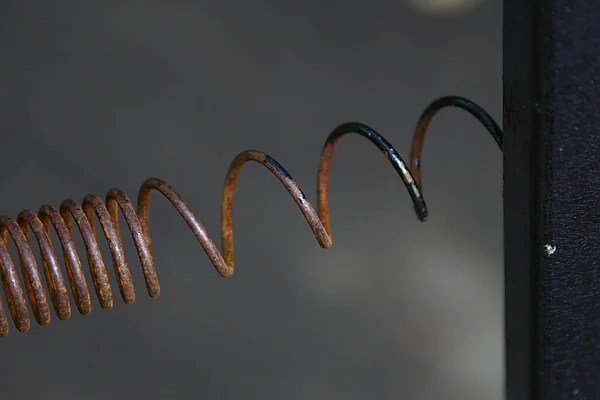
[415, 202, 429, 222]
[220, 268, 234, 279]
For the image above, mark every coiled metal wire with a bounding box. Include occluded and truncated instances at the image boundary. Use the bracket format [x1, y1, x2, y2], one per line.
[0, 96, 502, 338]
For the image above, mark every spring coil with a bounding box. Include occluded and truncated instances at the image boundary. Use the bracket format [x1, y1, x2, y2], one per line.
[0, 96, 503, 338]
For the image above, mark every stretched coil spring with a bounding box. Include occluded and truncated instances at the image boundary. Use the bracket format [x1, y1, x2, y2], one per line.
[0, 96, 503, 338]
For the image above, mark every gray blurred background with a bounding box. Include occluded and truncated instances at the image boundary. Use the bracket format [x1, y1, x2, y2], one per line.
[0, 1, 502, 399]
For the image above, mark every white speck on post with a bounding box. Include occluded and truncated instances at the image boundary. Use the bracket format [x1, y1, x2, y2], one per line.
[544, 244, 556, 256]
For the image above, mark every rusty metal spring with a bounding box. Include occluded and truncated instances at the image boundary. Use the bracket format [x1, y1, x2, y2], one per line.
[0, 95, 503, 338]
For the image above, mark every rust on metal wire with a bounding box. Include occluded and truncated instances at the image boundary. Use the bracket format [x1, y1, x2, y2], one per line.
[318, 121, 429, 227]
[0, 96, 502, 338]
[0, 122, 423, 337]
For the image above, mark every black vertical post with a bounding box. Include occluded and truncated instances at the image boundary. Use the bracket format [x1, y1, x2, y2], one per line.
[504, 0, 600, 399]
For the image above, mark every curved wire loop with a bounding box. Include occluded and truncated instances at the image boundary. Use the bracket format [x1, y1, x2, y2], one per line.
[409, 95, 504, 190]
[318, 122, 428, 224]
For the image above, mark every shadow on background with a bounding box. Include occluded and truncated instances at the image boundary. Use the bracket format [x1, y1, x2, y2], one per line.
[0, 1, 502, 399]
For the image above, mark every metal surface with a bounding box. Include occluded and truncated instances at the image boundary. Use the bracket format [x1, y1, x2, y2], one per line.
[504, 0, 600, 398]
[0, 97, 501, 338]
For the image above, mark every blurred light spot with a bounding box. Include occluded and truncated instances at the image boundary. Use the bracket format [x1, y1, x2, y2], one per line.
[406, 0, 483, 16]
